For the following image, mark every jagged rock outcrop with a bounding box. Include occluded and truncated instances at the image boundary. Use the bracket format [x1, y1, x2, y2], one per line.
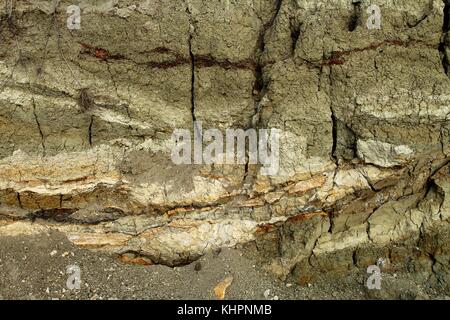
[0, 0, 449, 290]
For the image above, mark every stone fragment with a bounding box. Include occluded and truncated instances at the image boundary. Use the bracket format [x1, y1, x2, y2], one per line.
[214, 276, 234, 300]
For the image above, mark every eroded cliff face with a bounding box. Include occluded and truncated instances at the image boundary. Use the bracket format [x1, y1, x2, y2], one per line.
[0, 0, 449, 289]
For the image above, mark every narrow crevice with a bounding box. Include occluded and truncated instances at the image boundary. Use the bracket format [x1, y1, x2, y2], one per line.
[185, 3, 200, 138]
[439, 0, 450, 75]
[189, 36, 196, 125]
[16, 192, 22, 209]
[252, 0, 283, 128]
[440, 128, 445, 155]
[328, 67, 338, 163]
[244, 161, 249, 177]
[365, 177, 378, 193]
[270, 0, 283, 29]
[440, 47, 449, 75]
[246, 0, 283, 186]
[32, 98, 46, 156]
[331, 113, 338, 162]
[88, 116, 94, 147]
[366, 222, 373, 242]
[289, 17, 300, 55]
[352, 250, 358, 267]
[407, 13, 430, 28]
[251, 63, 264, 128]
[333, 121, 358, 161]
[348, 1, 362, 32]
[443, 1, 450, 32]
[428, 157, 450, 182]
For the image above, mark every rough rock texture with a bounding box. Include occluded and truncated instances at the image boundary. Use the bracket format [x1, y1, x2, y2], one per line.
[0, 0, 449, 292]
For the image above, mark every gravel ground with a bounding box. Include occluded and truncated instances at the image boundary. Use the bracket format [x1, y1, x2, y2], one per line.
[0, 230, 448, 300]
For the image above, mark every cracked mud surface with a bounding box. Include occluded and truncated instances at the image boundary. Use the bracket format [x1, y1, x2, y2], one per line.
[0, 0, 449, 299]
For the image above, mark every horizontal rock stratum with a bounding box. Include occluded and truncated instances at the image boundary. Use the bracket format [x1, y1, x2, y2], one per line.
[0, 0, 449, 289]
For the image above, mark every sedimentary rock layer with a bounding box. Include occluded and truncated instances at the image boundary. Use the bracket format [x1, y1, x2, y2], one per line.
[0, 0, 449, 288]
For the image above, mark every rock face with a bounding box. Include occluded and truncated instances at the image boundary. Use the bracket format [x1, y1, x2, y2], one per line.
[0, 0, 449, 290]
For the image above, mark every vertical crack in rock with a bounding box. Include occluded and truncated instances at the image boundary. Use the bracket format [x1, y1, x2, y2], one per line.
[12, 4, 49, 158]
[88, 116, 94, 147]
[185, 2, 198, 134]
[77, 88, 95, 147]
[189, 38, 196, 125]
[16, 193, 22, 209]
[348, 1, 362, 32]
[289, 17, 301, 55]
[251, 64, 264, 128]
[252, 0, 283, 128]
[31, 98, 46, 156]
[245, 0, 283, 185]
[247, 52, 264, 181]
[328, 67, 338, 163]
[439, 0, 450, 75]
[331, 112, 338, 162]
[352, 250, 357, 266]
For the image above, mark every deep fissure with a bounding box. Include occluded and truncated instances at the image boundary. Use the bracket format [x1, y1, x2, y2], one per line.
[440, 0, 450, 74]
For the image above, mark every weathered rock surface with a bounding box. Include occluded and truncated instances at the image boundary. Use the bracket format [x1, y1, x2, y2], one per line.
[0, 0, 449, 291]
